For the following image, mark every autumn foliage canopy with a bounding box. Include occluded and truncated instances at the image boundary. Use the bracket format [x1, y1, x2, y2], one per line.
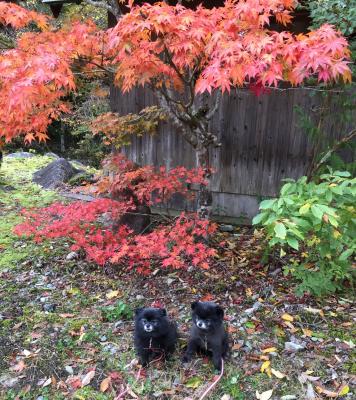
[0, 0, 352, 143]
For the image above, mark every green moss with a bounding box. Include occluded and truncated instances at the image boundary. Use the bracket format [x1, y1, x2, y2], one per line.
[73, 387, 110, 400]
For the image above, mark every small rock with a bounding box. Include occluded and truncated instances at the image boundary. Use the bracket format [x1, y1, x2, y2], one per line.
[281, 396, 297, 400]
[40, 297, 47, 303]
[65, 366, 74, 375]
[36, 396, 45, 400]
[42, 303, 56, 312]
[46, 284, 56, 290]
[220, 224, 234, 232]
[103, 344, 119, 355]
[100, 335, 107, 342]
[136, 295, 144, 300]
[66, 251, 78, 261]
[114, 321, 123, 329]
[284, 341, 305, 352]
[244, 301, 262, 315]
[167, 278, 175, 286]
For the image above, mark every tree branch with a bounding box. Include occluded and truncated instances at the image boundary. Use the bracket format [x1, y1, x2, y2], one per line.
[206, 90, 222, 120]
[153, 87, 198, 148]
[308, 128, 356, 179]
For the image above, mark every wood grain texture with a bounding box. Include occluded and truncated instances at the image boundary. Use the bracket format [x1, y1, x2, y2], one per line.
[110, 86, 355, 220]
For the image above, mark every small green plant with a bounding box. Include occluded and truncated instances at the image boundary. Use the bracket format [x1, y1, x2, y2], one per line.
[221, 374, 245, 399]
[101, 301, 133, 322]
[253, 169, 356, 296]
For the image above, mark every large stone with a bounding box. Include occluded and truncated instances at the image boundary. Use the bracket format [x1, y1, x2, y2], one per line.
[33, 158, 82, 189]
[5, 151, 35, 159]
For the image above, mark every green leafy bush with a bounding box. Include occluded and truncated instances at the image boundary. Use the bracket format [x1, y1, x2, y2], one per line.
[306, 0, 355, 37]
[253, 170, 356, 296]
[305, 1, 356, 74]
[101, 301, 133, 322]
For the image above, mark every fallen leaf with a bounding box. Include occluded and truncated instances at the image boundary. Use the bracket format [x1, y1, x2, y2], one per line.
[315, 386, 338, 397]
[271, 368, 286, 379]
[232, 343, 243, 350]
[256, 389, 273, 400]
[304, 307, 324, 317]
[262, 347, 277, 354]
[186, 376, 202, 389]
[42, 377, 51, 387]
[81, 370, 95, 387]
[338, 385, 349, 396]
[282, 313, 294, 322]
[201, 293, 214, 302]
[306, 383, 316, 399]
[59, 313, 75, 318]
[106, 290, 120, 299]
[100, 377, 111, 392]
[10, 360, 26, 372]
[260, 360, 270, 373]
[66, 376, 82, 390]
[302, 328, 313, 337]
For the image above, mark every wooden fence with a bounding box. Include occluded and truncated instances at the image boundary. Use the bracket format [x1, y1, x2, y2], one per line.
[110, 86, 355, 221]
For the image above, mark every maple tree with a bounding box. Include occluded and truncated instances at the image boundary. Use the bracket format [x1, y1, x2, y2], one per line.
[1, 0, 351, 216]
[14, 154, 216, 273]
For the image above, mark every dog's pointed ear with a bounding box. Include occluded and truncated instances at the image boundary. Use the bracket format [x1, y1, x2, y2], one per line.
[135, 307, 143, 316]
[215, 304, 224, 319]
[191, 301, 199, 310]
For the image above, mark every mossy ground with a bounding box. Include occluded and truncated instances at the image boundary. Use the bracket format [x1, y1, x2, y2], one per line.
[0, 156, 354, 400]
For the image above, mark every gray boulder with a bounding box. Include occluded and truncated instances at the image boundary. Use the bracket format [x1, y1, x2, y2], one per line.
[44, 152, 60, 159]
[5, 152, 35, 159]
[33, 158, 82, 189]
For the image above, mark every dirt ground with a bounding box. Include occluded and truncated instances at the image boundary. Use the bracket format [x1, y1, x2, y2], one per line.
[0, 156, 355, 400]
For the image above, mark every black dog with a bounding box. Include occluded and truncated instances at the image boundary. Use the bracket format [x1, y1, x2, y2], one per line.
[134, 307, 178, 367]
[182, 301, 229, 372]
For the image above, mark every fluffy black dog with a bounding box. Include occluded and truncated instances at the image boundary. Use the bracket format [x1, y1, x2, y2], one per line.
[182, 301, 229, 372]
[134, 307, 178, 367]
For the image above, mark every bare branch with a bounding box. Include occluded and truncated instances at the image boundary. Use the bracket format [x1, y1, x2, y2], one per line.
[308, 128, 356, 179]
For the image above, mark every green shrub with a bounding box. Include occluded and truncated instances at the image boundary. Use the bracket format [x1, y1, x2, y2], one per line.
[101, 301, 133, 322]
[253, 169, 356, 296]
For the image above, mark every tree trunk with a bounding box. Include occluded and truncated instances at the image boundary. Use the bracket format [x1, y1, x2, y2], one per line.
[196, 143, 212, 218]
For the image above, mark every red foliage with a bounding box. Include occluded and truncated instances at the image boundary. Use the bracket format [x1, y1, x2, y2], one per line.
[15, 202, 217, 273]
[0, 2, 50, 29]
[0, 1, 352, 143]
[14, 157, 216, 273]
[97, 154, 207, 204]
[0, 13, 103, 142]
